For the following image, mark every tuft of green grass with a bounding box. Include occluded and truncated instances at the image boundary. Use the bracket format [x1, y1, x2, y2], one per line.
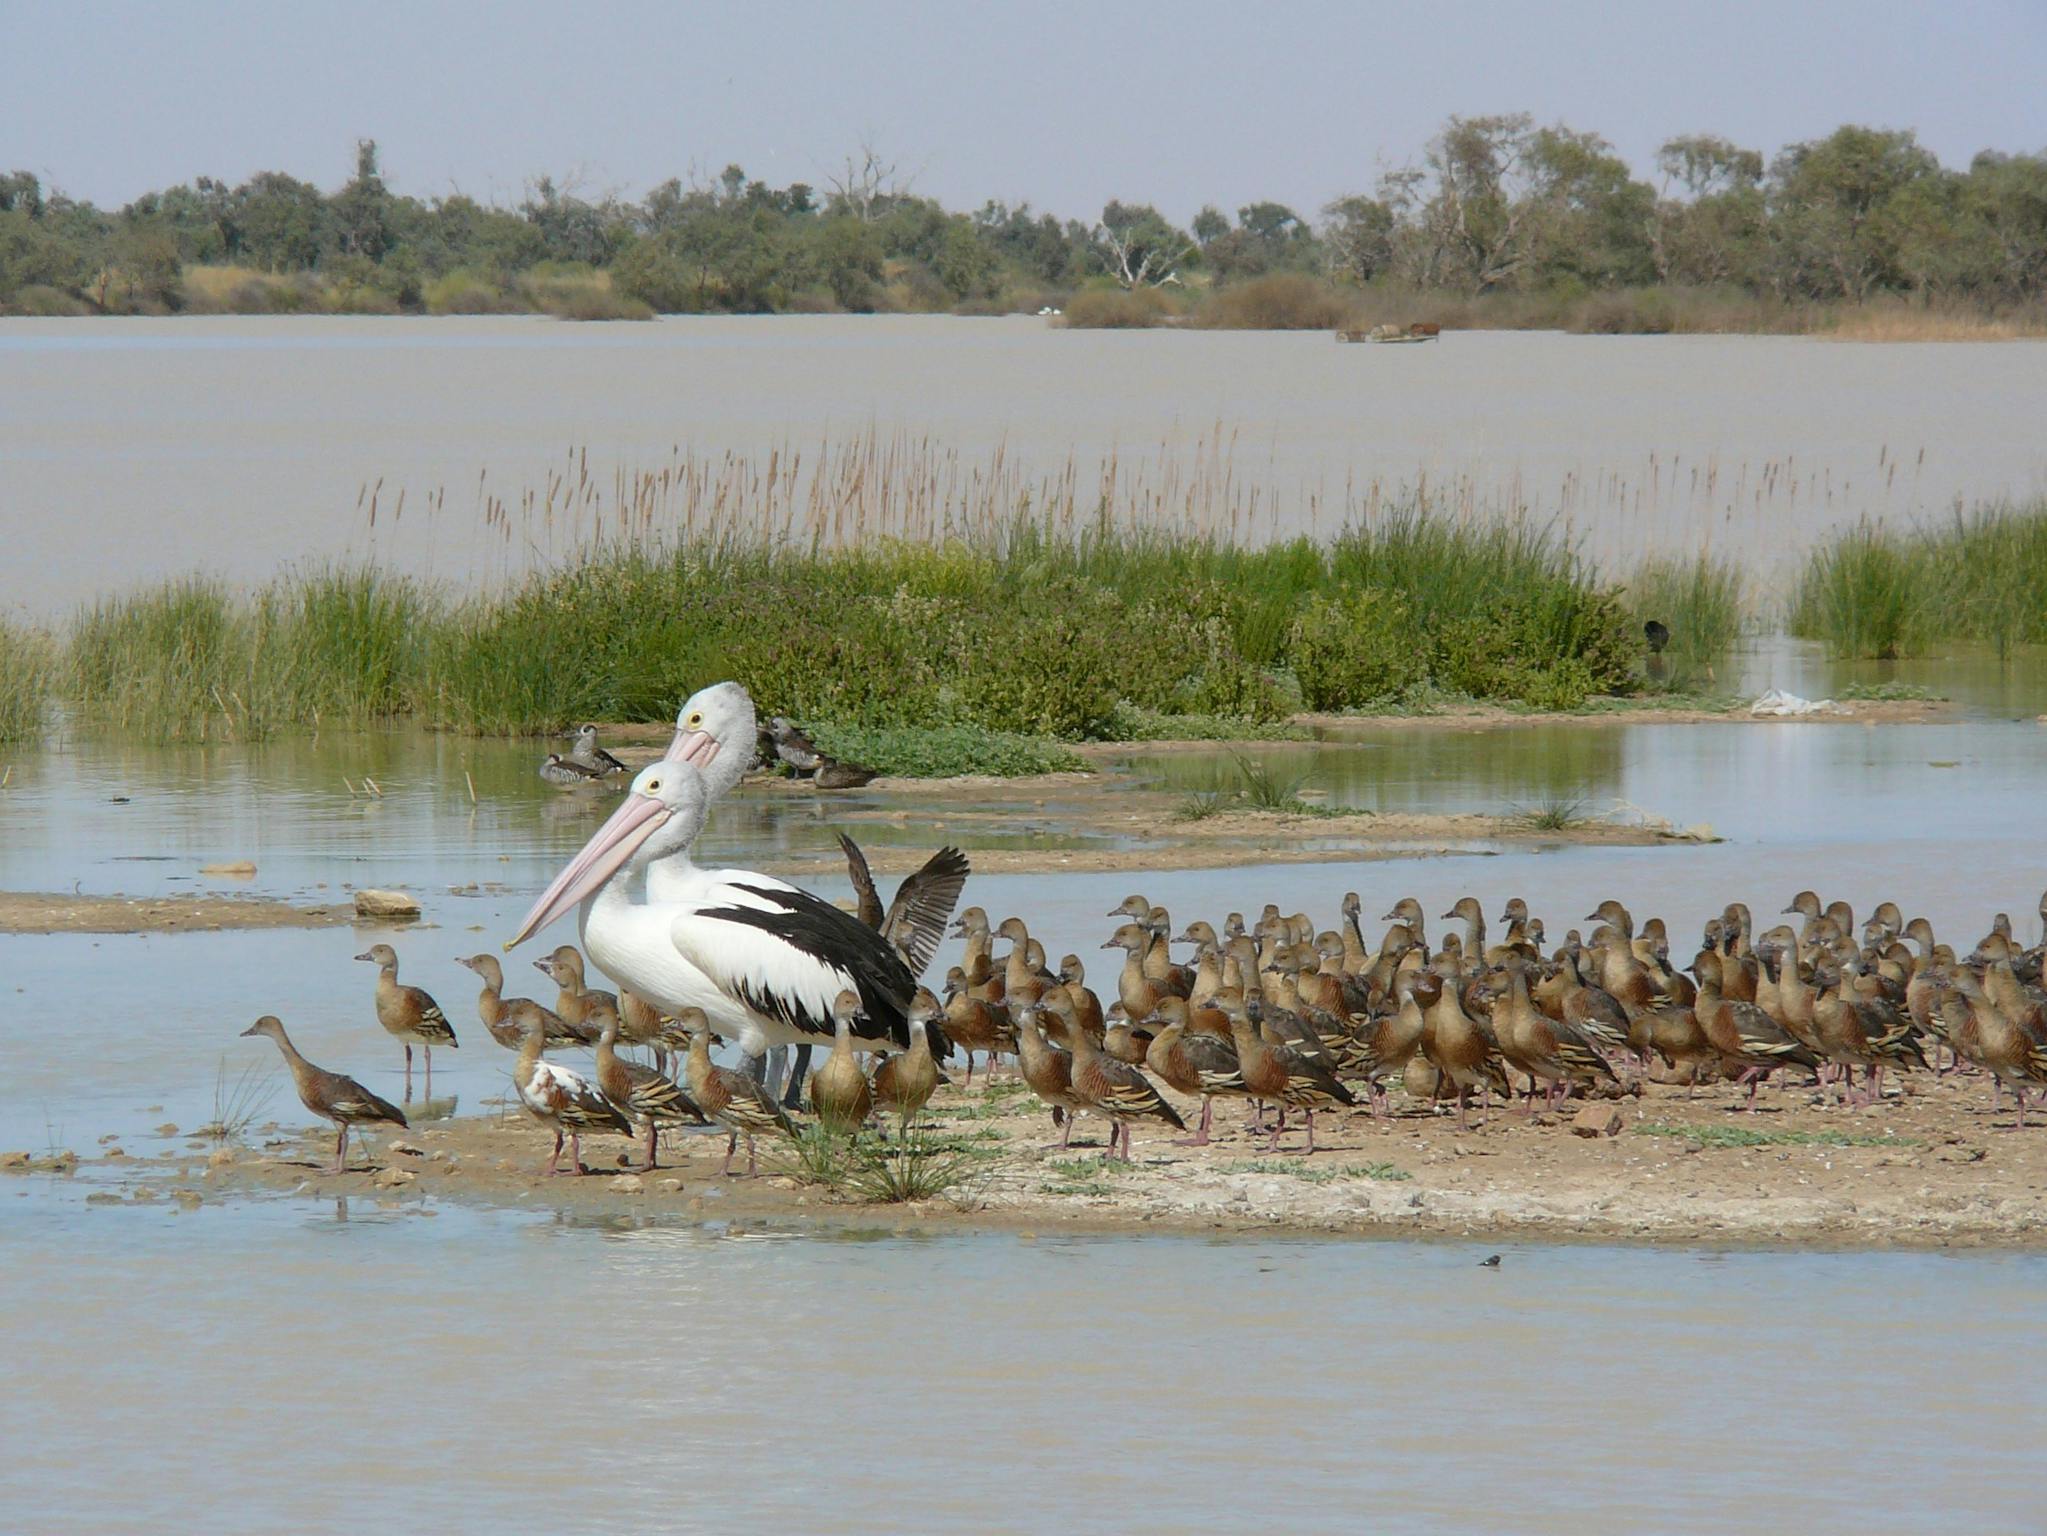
[1638, 1122, 1919, 1150]
[1511, 794, 1592, 831]
[1173, 790, 1231, 822]
[1232, 754, 1310, 811]
[772, 1123, 996, 1204]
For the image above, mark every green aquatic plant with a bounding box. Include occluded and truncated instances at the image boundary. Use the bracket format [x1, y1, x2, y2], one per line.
[0, 621, 56, 743]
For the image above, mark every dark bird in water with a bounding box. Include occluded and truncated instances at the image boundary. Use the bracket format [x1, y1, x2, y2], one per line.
[814, 754, 879, 790]
[242, 1015, 408, 1174]
[540, 752, 609, 787]
[766, 715, 822, 774]
[1478, 1254, 1502, 1268]
[1643, 619, 1671, 655]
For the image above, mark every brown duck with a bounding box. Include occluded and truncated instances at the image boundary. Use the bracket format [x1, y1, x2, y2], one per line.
[242, 1015, 407, 1174]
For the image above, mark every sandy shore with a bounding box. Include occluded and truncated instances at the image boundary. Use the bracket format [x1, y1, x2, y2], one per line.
[0, 891, 354, 935]
[56, 1064, 2047, 1249]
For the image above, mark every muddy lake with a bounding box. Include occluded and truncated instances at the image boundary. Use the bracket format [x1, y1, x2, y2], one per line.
[6, 317, 2047, 1530]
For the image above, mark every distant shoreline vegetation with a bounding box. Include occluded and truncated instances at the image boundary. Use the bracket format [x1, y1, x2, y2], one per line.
[4, 117, 2045, 334]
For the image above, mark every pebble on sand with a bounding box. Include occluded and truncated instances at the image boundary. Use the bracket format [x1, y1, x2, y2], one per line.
[1571, 1104, 1626, 1138]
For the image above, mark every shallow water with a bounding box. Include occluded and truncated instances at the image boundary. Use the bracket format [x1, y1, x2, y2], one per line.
[5, 1179, 2043, 1535]
[5, 715, 2044, 1151]
[5, 316, 2046, 613]
[7, 715, 2047, 1530]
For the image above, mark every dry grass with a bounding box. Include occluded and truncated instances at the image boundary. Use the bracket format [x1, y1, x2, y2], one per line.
[1822, 305, 2038, 342]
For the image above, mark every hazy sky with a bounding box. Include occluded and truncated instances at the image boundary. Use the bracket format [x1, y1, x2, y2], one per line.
[6, 1, 2045, 222]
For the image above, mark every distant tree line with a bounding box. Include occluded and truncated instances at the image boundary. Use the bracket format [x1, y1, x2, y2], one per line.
[3, 117, 2043, 317]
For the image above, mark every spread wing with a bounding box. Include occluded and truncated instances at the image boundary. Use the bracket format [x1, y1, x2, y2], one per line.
[882, 846, 970, 978]
[837, 833, 886, 930]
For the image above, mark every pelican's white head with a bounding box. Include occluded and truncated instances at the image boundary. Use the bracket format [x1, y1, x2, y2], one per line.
[664, 681, 757, 801]
[506, 760, 709, 949]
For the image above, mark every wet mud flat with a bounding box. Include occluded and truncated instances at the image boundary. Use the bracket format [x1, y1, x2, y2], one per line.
[54, 1064, 2047, 1250]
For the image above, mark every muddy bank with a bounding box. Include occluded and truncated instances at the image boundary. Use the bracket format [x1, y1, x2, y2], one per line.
[66, 1066, 2047, 1249]
[0, 891, 353, 935]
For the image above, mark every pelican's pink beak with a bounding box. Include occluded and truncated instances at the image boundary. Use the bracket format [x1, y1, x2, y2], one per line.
[505, 791, 670, 950]
[665, 728, 720, 769]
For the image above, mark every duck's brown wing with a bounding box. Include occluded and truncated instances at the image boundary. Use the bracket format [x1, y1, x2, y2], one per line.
[882, 846, 970, 977]
[837, 833, 886, 930]
[324, 1072, 408, 1129]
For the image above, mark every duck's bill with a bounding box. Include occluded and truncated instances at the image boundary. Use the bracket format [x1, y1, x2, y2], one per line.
[506, 793, 670, 950]
[665, 728, 720, 769]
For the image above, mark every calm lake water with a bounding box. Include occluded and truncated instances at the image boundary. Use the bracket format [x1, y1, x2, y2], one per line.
[7, 1177, 2044, 1535]
[4, 315, 2046, 614]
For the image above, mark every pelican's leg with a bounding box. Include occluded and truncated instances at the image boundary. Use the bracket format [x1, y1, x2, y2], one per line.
[780, 1045, 811, 1111]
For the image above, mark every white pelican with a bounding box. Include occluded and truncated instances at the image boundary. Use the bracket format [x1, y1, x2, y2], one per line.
[507, 758, 938, 1060]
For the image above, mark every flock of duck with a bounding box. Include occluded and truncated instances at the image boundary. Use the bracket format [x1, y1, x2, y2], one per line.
[245, 678, 2047, 1184]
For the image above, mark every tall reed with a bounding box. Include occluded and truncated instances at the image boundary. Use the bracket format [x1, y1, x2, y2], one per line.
[1625, 553, 1747, 665]
[0, 620, 56, 742]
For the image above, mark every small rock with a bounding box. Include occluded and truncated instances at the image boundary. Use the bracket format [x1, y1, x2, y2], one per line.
[388, 1141, 423, 1157]
[655, 1178, 683, 1193]
[200, 860, 257, 877]
[171, 1188, 202, 1208]
[155, 1123, 180, 1137]
[86, 1191, 124, 1205]
[207, 1147, 235, 1168]
[1571, 1104, 1625, 1138]
[613, 1173, 645, 1195]
[33, 1151, 79, 1173]
[103, 1147, 126, 1160]
[372, 1167, 417, 1189]
[353, 889, 422, 919]
[0, 1151, 30, 1170]
[131, 1186, 160, 1203]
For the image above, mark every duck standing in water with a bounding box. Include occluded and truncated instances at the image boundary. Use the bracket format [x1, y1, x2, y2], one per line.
[565, 724, 628, 776]
[242, 1016, 407, 1174]
[355, 943, 457, 1097]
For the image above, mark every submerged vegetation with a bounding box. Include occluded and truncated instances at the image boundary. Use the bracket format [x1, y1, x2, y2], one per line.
[1789, 500, 2047, 658]
[6, 115, 2044, 330]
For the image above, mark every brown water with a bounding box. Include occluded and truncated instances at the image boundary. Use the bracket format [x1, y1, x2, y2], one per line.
[7, 1180, 2043, 1535]
[5, 316, 2045, 614]
[6, 718, 2047, 1530]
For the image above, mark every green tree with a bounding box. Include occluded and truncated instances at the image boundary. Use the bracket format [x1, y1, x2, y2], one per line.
[1766, 125, 1939, 299]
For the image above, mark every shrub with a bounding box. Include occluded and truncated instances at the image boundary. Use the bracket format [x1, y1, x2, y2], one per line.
[1060, 287, 1174, 328]
[1198, 273, 1358, 330]
[1288, 592, 1425, 709]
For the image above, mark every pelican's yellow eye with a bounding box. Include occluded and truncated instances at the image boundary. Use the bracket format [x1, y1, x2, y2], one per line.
[646, 778, 661, 791]
[687, 712, 703, 728]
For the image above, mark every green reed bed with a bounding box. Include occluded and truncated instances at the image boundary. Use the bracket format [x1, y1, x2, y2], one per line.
[44, 483, 1735, 757]
[0, 620, 57, 743]
[1790, 500, 2047, 659]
